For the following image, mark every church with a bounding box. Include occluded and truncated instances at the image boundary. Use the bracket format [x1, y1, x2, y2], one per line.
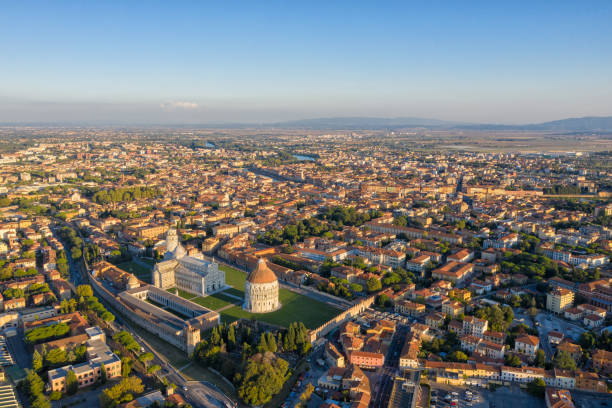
[243, 258, 281, 313]
[153, 229, 225, 296]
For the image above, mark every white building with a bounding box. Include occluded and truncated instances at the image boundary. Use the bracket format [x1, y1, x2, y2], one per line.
[153, 229, 225, 296]
[243, 259, 280, 313]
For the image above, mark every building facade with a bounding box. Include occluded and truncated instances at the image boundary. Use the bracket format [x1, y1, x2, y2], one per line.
[153, 229, 225, 296]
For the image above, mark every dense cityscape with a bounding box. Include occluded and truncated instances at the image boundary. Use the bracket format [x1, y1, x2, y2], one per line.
[0, 128, 610, 408]
[3, 1, 612, 407]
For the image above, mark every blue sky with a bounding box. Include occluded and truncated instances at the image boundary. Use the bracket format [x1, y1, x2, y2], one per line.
[1, 1, 611, 124]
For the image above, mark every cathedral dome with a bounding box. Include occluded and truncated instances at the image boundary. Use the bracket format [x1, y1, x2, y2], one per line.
[247, 258, 277, 284]
[170, 242, 187, 260]
[126, 274, 140, 289]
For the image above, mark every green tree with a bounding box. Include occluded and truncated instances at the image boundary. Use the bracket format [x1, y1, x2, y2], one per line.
[32, 349, 43, 372]
[66, 370, 78, 395]
[534, 349, 546, 368]
[76, 284, 93, 298]
[554, 350, 577, 370]
[71, 246, 82, 259]
[137, 352, 154, 367]
[100, 362, 107, 384]
[227, 325, 236, 351]
[448, 351, 468, 362]
[366, 277, 382, 293]
[26, 369, 45, 397]
[45, 348, 67, 366]
[527, 378, 546, 397]
[31, 396, 51, 408]
[505, 354, 521, 367]
[147, 364, 161, 375]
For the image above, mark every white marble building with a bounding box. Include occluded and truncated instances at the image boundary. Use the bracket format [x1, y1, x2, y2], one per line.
[153, 229, 225, 296]
[243, 258, 280, 313]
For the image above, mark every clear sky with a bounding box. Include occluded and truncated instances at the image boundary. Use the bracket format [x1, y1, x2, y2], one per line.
[1, 1, 611, 124]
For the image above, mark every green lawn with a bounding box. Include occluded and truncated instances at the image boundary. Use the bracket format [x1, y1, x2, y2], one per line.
[220, 264, 246, 295]
[177, 288, 196, 300]
[189, 293, 238, 311]
[140, 258, 157, 266]
[116, 261, 152, 283]
[219, 288, 340, 329]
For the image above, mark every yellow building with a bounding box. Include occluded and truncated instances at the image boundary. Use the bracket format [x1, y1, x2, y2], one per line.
[546, 288, 574, 314]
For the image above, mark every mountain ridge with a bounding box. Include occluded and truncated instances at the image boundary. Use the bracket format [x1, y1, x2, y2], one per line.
[269, 115, 612, 132]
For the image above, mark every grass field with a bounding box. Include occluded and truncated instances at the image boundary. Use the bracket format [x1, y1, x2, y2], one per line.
[116, 261, 152, 283]
[219, 264, 246, 295]
[170, 286, 240, 311]
[189, 293, 237, 311]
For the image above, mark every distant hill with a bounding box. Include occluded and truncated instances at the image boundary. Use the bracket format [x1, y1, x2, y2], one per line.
[528, 116, 612, 131]
[270, 115, 612, 132]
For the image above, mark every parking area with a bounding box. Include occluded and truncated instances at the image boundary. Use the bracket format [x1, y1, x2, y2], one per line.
[572, 390, 612, 408]
[534, 312, 586, 342]
[430, 383, 546, 408]
[483, 384, 545, 408]
[430, 383, 488, 408]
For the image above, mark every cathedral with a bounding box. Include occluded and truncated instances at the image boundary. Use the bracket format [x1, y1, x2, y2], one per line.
[153, 229, 225, 296]
[243, 258, 280, 313]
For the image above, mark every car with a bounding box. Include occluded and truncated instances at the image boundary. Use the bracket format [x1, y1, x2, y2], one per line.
[451, 402, 457, 406]
[182, 386, 188, 391]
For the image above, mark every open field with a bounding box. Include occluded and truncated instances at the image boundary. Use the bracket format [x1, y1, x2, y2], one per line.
[116, 261, 152, 283]
[220, 264, 246, 295]
[175, 290, 238, 311]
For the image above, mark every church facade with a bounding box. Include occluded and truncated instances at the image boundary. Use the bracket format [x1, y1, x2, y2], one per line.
[153, 229, 225, 296]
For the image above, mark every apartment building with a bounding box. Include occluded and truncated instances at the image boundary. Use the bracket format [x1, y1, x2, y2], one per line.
[547, 288, 574, 314]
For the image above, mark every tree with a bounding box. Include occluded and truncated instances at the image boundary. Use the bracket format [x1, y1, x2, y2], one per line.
[527, 378, 546, 397]
[448, 351, 468, 362]
[376, 294, 390, 307]
[147, 364, 161, 375]
[554, 350, 577, 371]
[45, 348, 67, 366]
[32, 349, 43, 372]
[26, 369, 45, 397]
[366, 277, 382, 293]
[505, 354, 521, 367]
[66, 370, 78, 395]
[534, 349, 546, 368]
[76, 284, 93, 298]
[227, 325, 236, 351]
[349, 283, 363, 293]
[137, 352, 154, 367]
[100, 362, 107, 384]
[122, 357, 132, 377]
[31, 396, 51, 408]
[71, 246, 82, 259]
[237, 357, 290, 406]
[100, 376, 144, 408]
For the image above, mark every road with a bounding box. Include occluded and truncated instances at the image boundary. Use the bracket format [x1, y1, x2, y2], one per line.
[371, 325, 409, 408]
